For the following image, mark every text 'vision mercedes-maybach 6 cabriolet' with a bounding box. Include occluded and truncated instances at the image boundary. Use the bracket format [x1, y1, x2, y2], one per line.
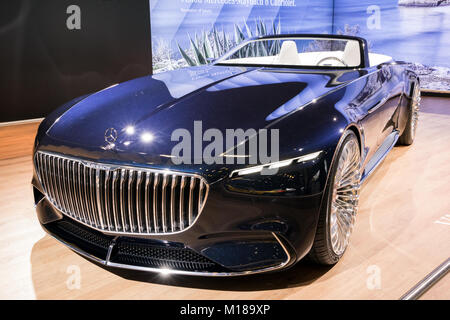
[32, 35, 420, 276]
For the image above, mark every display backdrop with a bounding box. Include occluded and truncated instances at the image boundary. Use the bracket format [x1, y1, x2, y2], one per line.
[334, 0, 450, 91]
[150, 0, 450, 91]
[150, 0, 333, 73]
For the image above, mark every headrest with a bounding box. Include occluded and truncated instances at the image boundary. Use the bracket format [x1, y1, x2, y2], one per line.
[277, 41, 301, 65]
[342, 41, 361, 67]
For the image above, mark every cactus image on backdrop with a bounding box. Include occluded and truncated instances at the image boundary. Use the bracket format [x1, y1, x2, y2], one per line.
[152, 18, 281, 73]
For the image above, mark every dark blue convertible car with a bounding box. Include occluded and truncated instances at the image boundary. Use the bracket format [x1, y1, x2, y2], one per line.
[32, 35, 420, 276]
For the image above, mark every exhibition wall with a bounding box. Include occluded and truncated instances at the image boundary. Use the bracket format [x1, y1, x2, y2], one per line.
[0, 0, 152, 122]
[2, 0, 449, 122]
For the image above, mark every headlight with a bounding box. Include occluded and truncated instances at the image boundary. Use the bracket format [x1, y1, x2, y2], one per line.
[230, 151, 322, 177]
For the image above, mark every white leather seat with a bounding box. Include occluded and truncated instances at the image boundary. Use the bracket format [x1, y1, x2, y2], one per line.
[276, 41, 301, 65]
[342, 41, 361, 67]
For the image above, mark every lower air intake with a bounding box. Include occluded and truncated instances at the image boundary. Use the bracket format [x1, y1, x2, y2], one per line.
[110, 239, 224, 272]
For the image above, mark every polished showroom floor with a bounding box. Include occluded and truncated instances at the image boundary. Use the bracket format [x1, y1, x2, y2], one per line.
[0, 96, 449, 299]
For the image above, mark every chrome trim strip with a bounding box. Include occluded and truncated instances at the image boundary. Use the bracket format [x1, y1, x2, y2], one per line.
[367, 95, 389, 114]
[360, 131, 399, 184]
[400, 258, 450, 300]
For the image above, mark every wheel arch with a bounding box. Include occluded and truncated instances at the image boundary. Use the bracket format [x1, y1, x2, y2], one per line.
[346, 124, 363, 158]
[318, 125, 362, 219]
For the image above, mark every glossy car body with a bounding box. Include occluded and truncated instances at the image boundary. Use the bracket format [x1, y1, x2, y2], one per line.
[32, 34, 419, 276]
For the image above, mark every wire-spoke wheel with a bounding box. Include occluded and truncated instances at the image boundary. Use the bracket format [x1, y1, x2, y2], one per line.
[329, 138, 361, 256]
[308, 130, 361, 265]
[399, 81, 420, 145]
[410, 83, 420, 138]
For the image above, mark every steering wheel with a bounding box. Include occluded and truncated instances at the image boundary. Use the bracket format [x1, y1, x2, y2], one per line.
[316, 56, 348, 67]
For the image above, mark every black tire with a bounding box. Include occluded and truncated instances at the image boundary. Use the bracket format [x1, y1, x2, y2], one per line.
[398, 82, 420, 146]
[308, 131, 360, 265]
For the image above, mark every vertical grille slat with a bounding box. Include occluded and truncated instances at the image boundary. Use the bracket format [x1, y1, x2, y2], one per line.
[104, 170, 112, 231]
[95, 169, 105, 229]
[135, 171, 143, 233]
[198, 180, 205, 214]
[58, 158, 69, 212]
[179, 176, 186, 230]
[89, 168, 99, 228]
[83, 166, 93, 226]
[127, 170, 135, 233]
[153, 173, 160, 232]
[161, 174, 168, 233]
[119, 169, 127, 232]
[51, 157, 61, 209]
[188, 177, 196, 225]
[70, 161, 81, 221]
[34, 152, 208, 235]
[66, 160, 76, 219]
[170, 175, 177, 232]
[75, 162, 87, 223]
[111, 170, 119, 232]
[144, 172, 152, 233]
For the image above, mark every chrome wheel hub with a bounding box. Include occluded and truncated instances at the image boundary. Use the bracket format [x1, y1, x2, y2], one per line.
[329, 139, 361, 256]
[411, 85, 420, 137]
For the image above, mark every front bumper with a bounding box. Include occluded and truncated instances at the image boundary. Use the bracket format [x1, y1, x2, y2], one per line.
[36, 196, 296, 276]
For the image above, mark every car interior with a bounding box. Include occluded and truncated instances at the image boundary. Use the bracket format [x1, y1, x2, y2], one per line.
[219, 38, 393, 68]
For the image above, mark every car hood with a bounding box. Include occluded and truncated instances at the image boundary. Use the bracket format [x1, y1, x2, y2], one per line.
[45, 65, 357, 165]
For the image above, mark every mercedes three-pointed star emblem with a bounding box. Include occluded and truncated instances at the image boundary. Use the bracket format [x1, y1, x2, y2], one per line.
[104, 127, 118, 144]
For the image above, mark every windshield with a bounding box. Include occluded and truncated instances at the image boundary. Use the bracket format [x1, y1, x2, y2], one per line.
[216, 37, 362, 68]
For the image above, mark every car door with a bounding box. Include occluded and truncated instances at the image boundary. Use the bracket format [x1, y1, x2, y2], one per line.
[372, 64, 403, 145]
[354, 69, 386, 167]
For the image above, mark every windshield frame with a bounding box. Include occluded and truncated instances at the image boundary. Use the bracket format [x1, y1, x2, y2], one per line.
[214, 34, 369, 70]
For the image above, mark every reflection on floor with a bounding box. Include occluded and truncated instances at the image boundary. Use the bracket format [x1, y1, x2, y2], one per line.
[0, 97, 448, 299]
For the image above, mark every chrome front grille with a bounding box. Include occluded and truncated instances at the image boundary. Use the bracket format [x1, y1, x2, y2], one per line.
[34, 151, 209, 235]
